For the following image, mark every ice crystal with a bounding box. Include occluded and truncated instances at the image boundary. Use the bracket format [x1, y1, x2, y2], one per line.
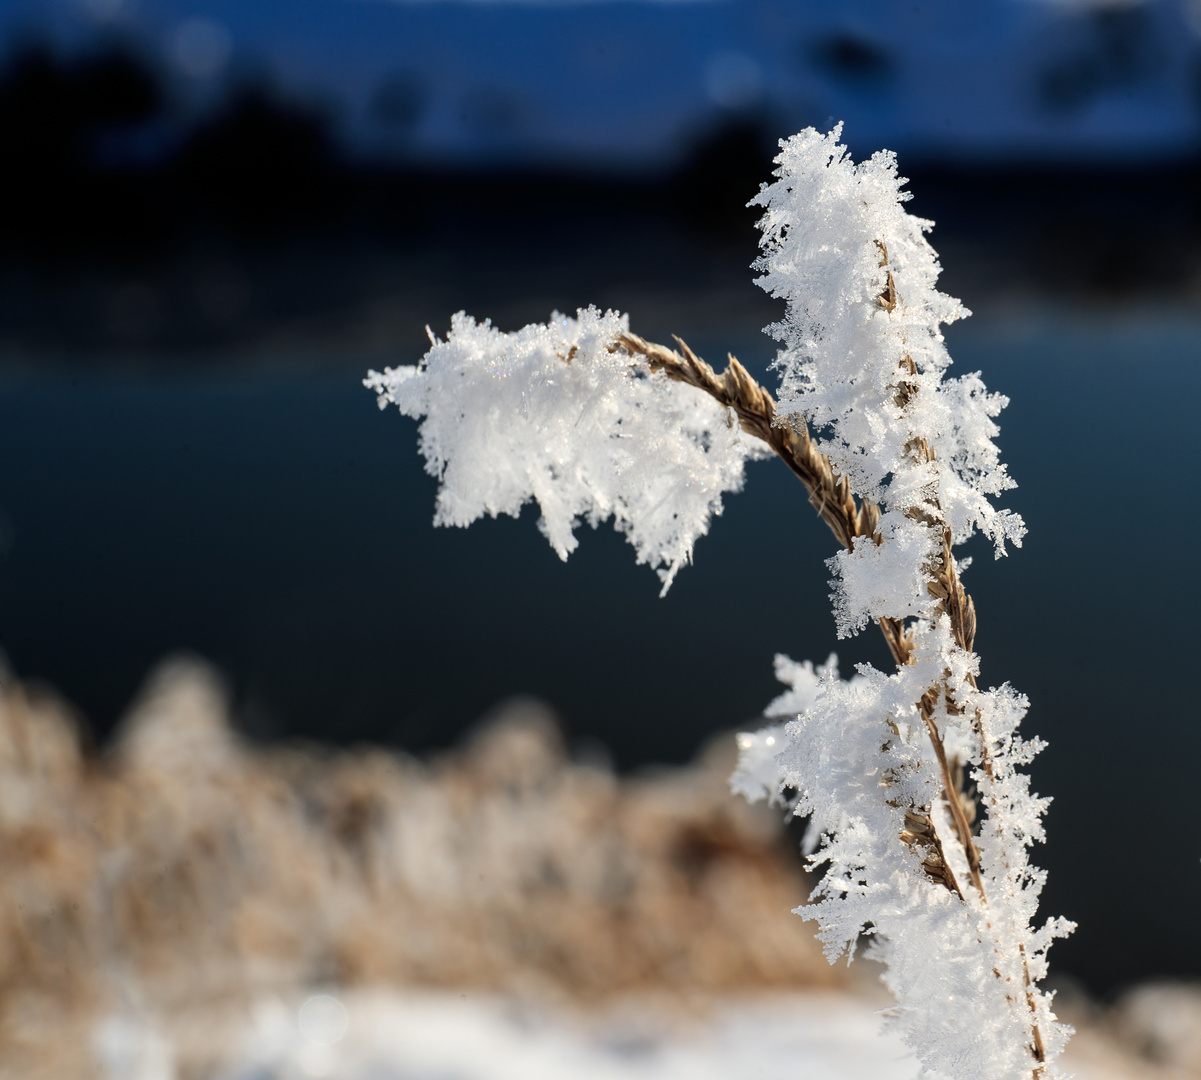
[750, 123, 1024, 556]
[736, 631, 1073, 1080]
[366, 307, 766, 594]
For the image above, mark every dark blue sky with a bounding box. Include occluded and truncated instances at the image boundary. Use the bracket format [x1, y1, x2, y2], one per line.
[4, 0, 1201, 170]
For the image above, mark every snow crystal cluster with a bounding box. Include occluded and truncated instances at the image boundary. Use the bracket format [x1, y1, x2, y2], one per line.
[365, 307, 766, 594]
[735, 125, 1072, 1080]
[731, 653, 851, 810]
[751, 123, 1024, 559]
[738, 643, 1073, 1080]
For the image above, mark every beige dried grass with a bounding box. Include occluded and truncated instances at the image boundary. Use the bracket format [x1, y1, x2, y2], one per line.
[0, 660, 842, 1078]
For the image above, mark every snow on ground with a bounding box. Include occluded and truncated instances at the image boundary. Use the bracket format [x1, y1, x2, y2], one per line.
[97, 990, 922, 1080]
[93, 988, 1182, 1080]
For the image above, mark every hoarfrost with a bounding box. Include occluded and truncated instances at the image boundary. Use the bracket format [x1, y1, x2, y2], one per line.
[765, 653, 844, 720]
[367, 122, 1073, 1080]
[731, 653, 846, 807]
[365, 307, 767, 594]
[735, 125, 1072, 1080]
[827, 509, 938, 637]
[737, 628, 1074, 1080]
[750, 122, 1024, 556]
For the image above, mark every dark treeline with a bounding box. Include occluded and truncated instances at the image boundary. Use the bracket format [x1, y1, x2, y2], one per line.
[2, 40, 1201, 359]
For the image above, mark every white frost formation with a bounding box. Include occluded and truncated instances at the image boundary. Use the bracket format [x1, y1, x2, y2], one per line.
[751, 123, 1024, 560]
[367, 123, 1072, 1080]
[365, 307, 766, 594]
[735, 125, 1072, 1080]
[738, 645, 1073, 1080]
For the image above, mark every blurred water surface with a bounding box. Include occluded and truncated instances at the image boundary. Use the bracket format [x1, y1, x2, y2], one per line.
[0, 302, 1198, 993]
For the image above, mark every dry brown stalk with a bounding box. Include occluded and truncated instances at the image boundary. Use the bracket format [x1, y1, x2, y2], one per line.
[885, 331, 988, 902]
[614, 333, 879, 551]
[612, 336, 940, 650]
[882, 242, 1047, 1074]
[615, 332, 911, 665]
[614, 331, 963, 891]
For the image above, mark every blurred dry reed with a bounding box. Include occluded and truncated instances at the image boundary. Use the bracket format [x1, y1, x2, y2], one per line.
[0, 657, 838, 1079]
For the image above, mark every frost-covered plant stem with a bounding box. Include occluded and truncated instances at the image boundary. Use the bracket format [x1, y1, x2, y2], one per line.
[618, 328, 1049, 1070]
[615, 331, 901, 655]
[617, 331, 968, 866]
[366, 124, 1071, 1080]
[623, 327, 1054, 1075]
[727, 127, 1070, 1080]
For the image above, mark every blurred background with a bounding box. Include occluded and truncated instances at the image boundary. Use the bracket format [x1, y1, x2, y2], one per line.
[2, 0, 1201, 1076]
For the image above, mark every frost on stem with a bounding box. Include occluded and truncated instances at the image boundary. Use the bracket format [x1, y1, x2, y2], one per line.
[751, 123, 1024, 557]
[735, 125, 1073, 1080]
[737, 640, 1074, 1080]
[366, 123, 1073, 1080]
[365, 307, 767, 594]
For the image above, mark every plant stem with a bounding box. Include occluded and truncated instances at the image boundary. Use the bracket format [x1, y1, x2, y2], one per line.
[615, 330, 1047, 1077]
